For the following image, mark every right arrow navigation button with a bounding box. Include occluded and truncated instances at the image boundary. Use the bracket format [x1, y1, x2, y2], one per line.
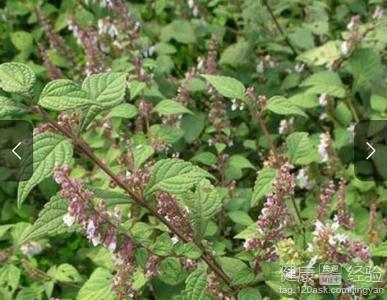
[354, 120, 387, 181]
[366, 142, 375, 160]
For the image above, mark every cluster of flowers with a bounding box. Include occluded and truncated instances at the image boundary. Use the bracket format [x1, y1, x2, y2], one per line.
[256, 55, 277, 74]
[317, 180, 336, 221]
[309, 177, 368, 265]
[54, 165, 118, 250]
[205, 38, 234, 148]
[318, 132, 332, 163]
[54, 165, 138, 299]
[68, 16, 107, 75]
[244, 163, 294, 263]
[341, 15, 363, 56]
[156, 192, 193, 239]
[36, 7, 76, 80]
[308, 220, 369, 264]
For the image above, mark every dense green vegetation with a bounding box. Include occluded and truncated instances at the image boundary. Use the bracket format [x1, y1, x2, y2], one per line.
[0, 0, 386, 299]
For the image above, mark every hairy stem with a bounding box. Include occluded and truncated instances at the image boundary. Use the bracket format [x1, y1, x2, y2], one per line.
[21, 259, 81, 288]
[35, 106, 236, 292]
[261, 0, 298, 56]
[346, 97, 360, 123]
[290, 196, 306, 246]
[256, 111, 280, 167]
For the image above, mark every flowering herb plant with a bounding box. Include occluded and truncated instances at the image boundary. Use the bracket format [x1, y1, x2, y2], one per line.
[0, 0, 386, 299]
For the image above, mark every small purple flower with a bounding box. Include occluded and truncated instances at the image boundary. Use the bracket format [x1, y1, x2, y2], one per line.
[156, 192, 192, 238]
[318, 132, 331, 162]
[308, 220, 369, 263]
[317, 180, 335, 222]
[333, 178, 353, 230]
[349, 240, 370, 261]
[244, 162, 294, 264]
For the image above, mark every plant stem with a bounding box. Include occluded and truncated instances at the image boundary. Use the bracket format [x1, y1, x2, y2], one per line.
[256, 111, 280, 167]
[21, 259, 81, 289]
[346, 97, 360, 123]
[261, 0, 298, 56]
[35, 106, 236, 292]
[290, 196, 306, 246]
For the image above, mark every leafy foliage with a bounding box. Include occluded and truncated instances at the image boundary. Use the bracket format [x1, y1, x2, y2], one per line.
[184, 179, 222, 240]
[21, 196, 71, 243]
[0, 0, 385, 299]
[17, 133, 73, 207]
[76, 268, 114, 300]
[145, 159, 212, 195]
[0, 62, 35, 94]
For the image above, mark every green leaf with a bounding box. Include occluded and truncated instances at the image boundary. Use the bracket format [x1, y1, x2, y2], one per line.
[234, 223, 259, 239]
[80, 105, 103, 131]
[130, 222, 153, 245]
[371, 241, 387, 257]
[228, 155, 255, 169]
[184, 179, 222, 240]
[180, 113, 205, 143]
[132, 144, 154, 170]
[0, 225, 13, 239]
[286, 132, 315, 165]
[39, 79, 93, 110]
[266, 96, 307, 117]
[296, 41, 340, 66]
[11, 223, 32, 246]
[150, 124, 184, 145]
[184, 266, 207, 300]
[0, 264, 21, 298]
[15, 286, 44, 300]
[370, 94, 387, 112]
[218, 257, 254, 285]
[145, 159, 212, 195]
[0, 96, 27, 118]
[17, 133, 73, 208]
[174, 242, 202, 259]
[289, 93, 318, 108]
[132, 268, 147, 290]
[0, 62, 36, 94]
[153, 99, 193, 115]
[107, 103, 138, 119]
[10, 31, 33, 52]
[21, 196, 69, 243]
[201, 75, 246, 100]
[191, 152, 217, 166]
[77, 268, 114, 300]
[161, 20, 196, 44]
[334, 102, 352, 126]
[238, 288, 262, 300]
[289, 27, 314, 50]
[152, 233, 173, 256]
[129, 80, 146, 100]
[300, 71, 345, 98]
[85, 247, 114, 271]
[251, 168, 276, 207]
[219, 40, 251, 67]
[228, 211, 254, 226]
[301, 294, 324, 300]
[159, 258, 185, 285]
[51, 264, 83, 283]
[82, 72, 127, 108]
[348, 48, 382, 90]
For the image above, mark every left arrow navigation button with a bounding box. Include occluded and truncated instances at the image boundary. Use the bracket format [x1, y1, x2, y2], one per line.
[0, 120, 33, 181]
[12, 142, 22, 160]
